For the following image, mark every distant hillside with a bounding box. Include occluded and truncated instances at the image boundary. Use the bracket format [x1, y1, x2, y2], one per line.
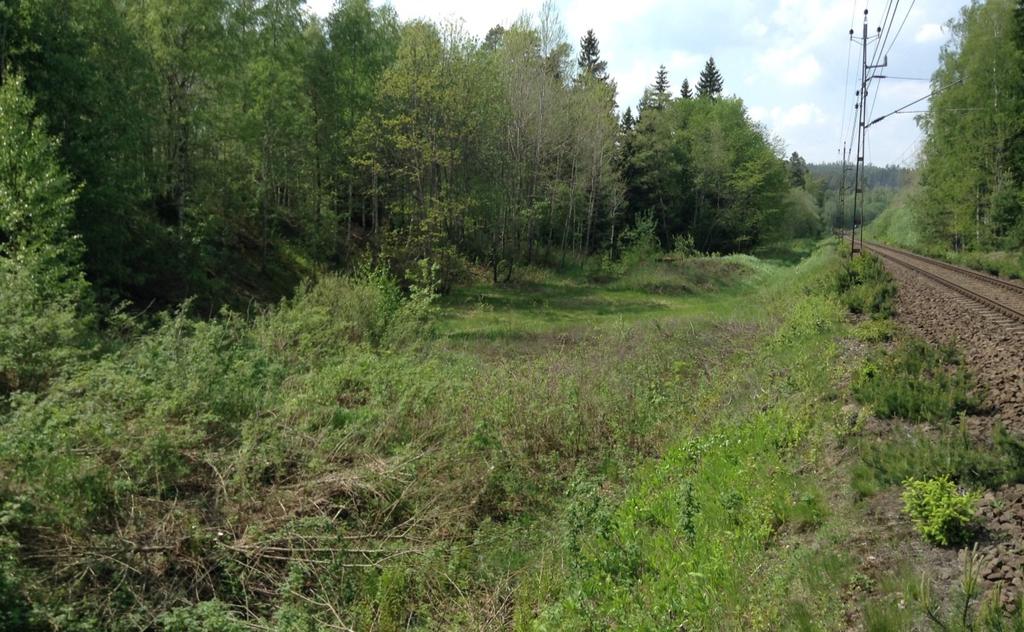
[808, 163, 914, 194]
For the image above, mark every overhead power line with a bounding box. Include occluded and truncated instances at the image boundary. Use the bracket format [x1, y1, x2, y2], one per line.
[866, 79, 964, 128]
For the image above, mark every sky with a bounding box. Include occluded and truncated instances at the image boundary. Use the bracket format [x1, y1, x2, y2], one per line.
[305, 0, 968, 166]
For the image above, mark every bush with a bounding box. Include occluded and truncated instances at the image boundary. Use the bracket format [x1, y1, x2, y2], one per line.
[902, 476, 980, 546]
[852, 425, 1024, 498]
[853, 339, 984, 422]
[619, 212, 661, 267]
[835, 253, 896, 318]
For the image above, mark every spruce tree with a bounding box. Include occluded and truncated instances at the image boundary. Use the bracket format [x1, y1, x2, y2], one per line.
[653, 65, 670, 95]
[577, 29, 608, 81]
[696, 57, 723, 99]
[680, 79, 693, 99]
[621, 107, 635, 132]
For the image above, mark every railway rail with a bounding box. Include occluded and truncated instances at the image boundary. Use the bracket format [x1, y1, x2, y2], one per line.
[862, 240, 1024, 325]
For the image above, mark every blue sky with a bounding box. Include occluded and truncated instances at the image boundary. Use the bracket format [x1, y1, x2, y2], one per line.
[306, 0, 967, 166]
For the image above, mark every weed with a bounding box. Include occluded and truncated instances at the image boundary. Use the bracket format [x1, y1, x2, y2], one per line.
[851, 319, 899, 343]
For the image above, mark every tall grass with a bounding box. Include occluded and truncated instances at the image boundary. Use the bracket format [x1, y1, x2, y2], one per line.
[0, 254, 783, 629]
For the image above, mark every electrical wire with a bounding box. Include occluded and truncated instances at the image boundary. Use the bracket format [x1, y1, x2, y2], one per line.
[882, 0, 917, 63]
[866, 79, 964, 128]
[839, 0, 862, 149]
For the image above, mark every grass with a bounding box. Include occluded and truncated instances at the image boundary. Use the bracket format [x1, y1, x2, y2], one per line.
[852, 425, 1024, 499]
[853, 339, 985, 422]
[519, 244, 859, 629]
[438, 254, 770, 351]
[21, 238, 1022, 629]
[0, 247, 834, 629]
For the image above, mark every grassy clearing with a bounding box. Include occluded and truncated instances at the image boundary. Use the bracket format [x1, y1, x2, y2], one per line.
[519, 244, 859, 629]
[439, 254, 768, 350]
[23, 238, 1021, 629]
[0, 247, 826, 630]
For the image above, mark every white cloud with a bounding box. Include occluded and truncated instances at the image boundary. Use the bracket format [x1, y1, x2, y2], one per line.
[915, 23, 945, 44]
[758, 48, 822, 86]
[668, 51, 705, 84]
[742, 20, 768, 38]
[753, 103, 827, 130]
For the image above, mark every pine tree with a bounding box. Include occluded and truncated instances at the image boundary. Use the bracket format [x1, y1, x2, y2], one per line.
[653, 65, 670, 95]
[696, 57, 723, 99]
[483, 25, 506, 51]
[621, 106, 635, 132]
[680, 79, 693, 99]
[577, 29, 608, 81]
[788, 151, 808, 188]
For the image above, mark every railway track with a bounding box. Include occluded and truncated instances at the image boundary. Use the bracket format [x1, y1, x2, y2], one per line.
[862, 240, 1024, 325]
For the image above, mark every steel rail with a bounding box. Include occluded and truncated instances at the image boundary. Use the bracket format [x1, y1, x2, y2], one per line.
[863, 242, 1024, 324]
[865, 240, 1024, 297]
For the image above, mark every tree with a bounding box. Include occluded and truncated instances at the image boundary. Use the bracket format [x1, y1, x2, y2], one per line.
[653, 64, 670, 95]
[0, 75, 90, 393]
[696, 57, 723, 99]
[621, 107, 635, 132]
[916, 0, 1024, 250]
[482, 24, 505, 50]
[680, 78, 693, 99]
[788, 151, 808, 188]
[577, 29, 608, 81]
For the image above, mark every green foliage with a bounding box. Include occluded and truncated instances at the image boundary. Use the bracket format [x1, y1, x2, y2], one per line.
[624, 94, 789, 253]
[853, 339, 984, 422]
[695, 56, 723, 99]
[159, 601, 247, 632]
[528, 248, 851, 629]
[0, 240, 846, 628]
[619, 212, 661, 265]
[901, 476, 980, 546]
[915, 0, 1024, 252]
[0, 74, 91, 394]
[835, 253, 896, 318]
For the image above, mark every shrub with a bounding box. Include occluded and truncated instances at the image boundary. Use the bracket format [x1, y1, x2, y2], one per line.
[853, 339, 984, 422]
[835, 253, 896, 318]
[901, 476, 980, 546]
[671, 233, 699, 259]
[619, 212, 661, 267]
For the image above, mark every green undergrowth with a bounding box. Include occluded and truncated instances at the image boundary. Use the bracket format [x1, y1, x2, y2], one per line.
[853, 339, 986, 422]
[841, 248, 1024, 626]
[440, 254, 770, 348]
[864, 205, 924, 251]
[944, 249, 1024, 281]
[853, 425, 1024, 499]
[523, 243, 856, 629]
[836, 252, 896, 318]
[0, 246, 826, 629]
